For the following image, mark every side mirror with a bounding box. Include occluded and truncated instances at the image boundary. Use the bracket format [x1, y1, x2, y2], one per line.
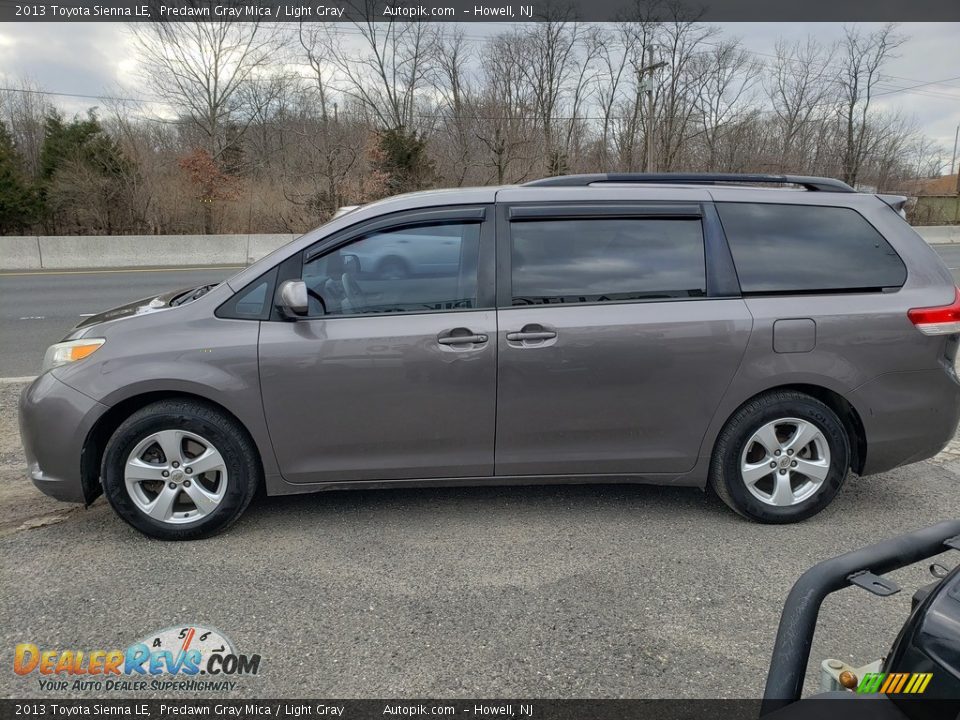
[277, 280, 308, 319]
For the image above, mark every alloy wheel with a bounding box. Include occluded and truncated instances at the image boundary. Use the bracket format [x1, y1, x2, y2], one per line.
[739, 417, 831, 507]
[124, 429, 229, 524]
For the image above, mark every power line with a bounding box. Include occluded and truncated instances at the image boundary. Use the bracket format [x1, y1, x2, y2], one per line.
[0, 85, 167, 105]
[873, 74, 960, 98]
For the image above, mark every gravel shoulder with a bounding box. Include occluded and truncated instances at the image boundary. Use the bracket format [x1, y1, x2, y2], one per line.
[1, 380, 958, 700]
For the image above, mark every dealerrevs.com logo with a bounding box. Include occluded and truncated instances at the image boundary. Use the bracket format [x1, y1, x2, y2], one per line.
[14, 625, 261, 693]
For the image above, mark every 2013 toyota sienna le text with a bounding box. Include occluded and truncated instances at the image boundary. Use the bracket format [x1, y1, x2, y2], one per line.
[18, 174, 960, 539]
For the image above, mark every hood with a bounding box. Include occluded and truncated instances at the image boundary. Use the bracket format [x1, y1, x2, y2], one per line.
[73, 285, 210, 330]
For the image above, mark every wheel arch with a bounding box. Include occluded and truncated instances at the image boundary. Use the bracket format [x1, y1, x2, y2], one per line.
[81, 391, 265, 505]
[711, 383, 867, 476]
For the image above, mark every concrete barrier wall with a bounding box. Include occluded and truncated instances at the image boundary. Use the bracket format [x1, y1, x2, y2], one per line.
[1, 236, 43, 270]
[0, 227, 957, 271]
[40, 234, 250, 269]
[0, 234, 297, 271]
[246, 234, 299, 263]
[917, 225, 960, 244]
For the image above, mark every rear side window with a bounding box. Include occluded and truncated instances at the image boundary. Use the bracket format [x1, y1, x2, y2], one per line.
[509, 218, 706, 305]
[717, 203, 906, 293]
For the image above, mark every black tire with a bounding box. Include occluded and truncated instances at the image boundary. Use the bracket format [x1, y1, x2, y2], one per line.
[709, 390, 850, 524]
[101, 399, 261, 540]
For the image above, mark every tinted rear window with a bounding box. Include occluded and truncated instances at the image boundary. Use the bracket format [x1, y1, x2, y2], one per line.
[717, 203, 906, 293]
[509, 218, 706, 305]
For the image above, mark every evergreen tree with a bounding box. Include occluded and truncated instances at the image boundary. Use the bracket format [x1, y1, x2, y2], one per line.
[39, 111, 128, 183]
[369, 127, 435, 196]
[0, 121, 37, 234]
[38, 111, 133, 233]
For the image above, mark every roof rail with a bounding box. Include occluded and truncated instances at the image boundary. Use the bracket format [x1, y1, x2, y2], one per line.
[523, 173, 855, 193]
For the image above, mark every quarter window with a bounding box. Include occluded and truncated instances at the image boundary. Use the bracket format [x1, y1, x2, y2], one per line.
[717, 203, 907, 293]
[216, 268, 277, 320]
[509, 218, 707, 305]
[301, 222, 481, 316]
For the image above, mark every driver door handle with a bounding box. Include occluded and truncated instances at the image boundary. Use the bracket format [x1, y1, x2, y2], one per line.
[438, 329, 488, 345]
[506, 329, 557, 341]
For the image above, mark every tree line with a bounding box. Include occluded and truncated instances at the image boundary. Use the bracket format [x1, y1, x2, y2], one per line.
[0, 6, 952, 236]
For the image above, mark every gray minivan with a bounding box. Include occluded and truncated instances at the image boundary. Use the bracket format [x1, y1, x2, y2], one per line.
[18, 174, 960, 539]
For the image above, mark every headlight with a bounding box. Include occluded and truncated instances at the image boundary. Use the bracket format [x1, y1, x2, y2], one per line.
[41, 339, 105, 373]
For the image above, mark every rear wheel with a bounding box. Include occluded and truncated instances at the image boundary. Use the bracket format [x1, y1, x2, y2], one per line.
[102, 399, 261, 540]
[710, 391, 850, 523]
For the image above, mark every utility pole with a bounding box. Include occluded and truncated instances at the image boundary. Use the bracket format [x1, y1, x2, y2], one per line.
[953, 124, 960, 195]
[637, 46, 667, 173]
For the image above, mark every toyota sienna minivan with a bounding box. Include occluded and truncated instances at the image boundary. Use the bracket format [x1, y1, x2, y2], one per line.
[18, 173, 960, 539]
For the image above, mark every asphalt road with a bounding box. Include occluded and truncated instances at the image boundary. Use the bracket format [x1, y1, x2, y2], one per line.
[0, 378, 958, 700]
[0, 267, 239, 377]
[2, 244, 960, 377]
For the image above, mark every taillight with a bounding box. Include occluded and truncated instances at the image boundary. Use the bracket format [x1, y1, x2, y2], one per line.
[908, 288, 960, 335]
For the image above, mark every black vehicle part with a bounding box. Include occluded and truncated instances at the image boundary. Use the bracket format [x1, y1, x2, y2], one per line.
[523, 173, 856, 193]
[761, 520, 960, 715]
[849, 570, 901, 596]
[883, 562, 960, 701]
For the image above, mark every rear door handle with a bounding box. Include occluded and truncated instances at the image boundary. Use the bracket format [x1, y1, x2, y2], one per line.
[506, 330, 557, 341]
[438, 329, 488, 345]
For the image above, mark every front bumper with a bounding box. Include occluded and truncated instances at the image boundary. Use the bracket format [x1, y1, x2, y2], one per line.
[18, 373, 109, 503]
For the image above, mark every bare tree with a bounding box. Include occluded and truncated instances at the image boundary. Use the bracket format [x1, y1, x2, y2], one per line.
[433, 28, 475, 185]
[239, 69, 302, 171]
[311, 2, 437, 131]
[592, 28, 635, 171]
[609, 12, 659, 171]
[130, 15, 279, 159]
[653, 14, 716, 171]
[836, 23, 905, 187]
[693, 39, 760, 170]
[0, 78, 53, 178]
[298, 24, 336, 123]
[765, 38, 838, 172]
[514, 11, 597, 174]
[909, 135, 948, 180]
[474, 32, 537, 183]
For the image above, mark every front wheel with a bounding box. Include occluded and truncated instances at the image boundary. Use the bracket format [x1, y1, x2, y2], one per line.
[102, 399, 261, 540]
[710, 391, 850, 524]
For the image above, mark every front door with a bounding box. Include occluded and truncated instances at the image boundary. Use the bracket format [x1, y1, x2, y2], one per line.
[259, 208, 497, 484]
[494, 204, 753, 476]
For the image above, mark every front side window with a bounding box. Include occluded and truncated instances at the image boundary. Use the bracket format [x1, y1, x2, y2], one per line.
[509, 217, 707, 305]
[717, 202, 907, 293]
[301, 222, 481, 316]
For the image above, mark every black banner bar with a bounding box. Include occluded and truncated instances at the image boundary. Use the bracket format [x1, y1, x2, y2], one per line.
[2, 0, 959, 23]
[3, 699, 960, 720]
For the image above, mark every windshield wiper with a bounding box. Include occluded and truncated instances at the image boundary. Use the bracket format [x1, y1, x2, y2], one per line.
[170, 284, 218, 307]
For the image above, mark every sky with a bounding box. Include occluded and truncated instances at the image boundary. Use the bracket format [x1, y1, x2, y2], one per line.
[0, 21, 958, 165]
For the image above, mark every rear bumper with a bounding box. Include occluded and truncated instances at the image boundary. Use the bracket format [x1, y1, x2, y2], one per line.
[18, 373, 109, 503]
[850, 367, 960, 475]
